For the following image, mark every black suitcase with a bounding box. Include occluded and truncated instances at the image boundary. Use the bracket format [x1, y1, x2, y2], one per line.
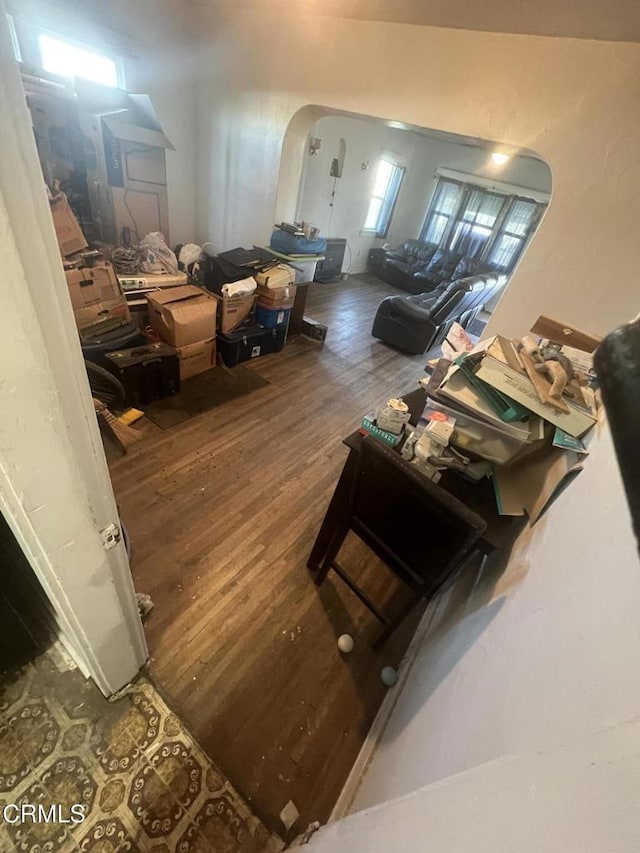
[104, 342, 180, 406]
[217, 324, 286, 367]
[81, 320, 145, 367]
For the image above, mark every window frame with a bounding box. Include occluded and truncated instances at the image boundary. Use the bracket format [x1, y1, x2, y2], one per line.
[421, 176, 546, 273]
[419, 178, 463, 246]
[487, 197, 544, 272]
[363, 157, 406, 239]
[447, 188, 509, 259]
[34, 28, 125, 89]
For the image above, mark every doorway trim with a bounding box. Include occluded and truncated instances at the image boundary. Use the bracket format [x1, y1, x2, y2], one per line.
[0, 5, 146, 696]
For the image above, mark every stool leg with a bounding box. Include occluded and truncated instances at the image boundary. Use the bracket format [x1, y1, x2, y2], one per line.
[373, 592, 422, 650]
[315, 523, 350, 586]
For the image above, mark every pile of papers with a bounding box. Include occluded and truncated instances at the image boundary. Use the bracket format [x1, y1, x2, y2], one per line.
[422, 333, 599, 523]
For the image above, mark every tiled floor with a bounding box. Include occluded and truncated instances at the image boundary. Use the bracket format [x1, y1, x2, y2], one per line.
[0, 651, 282, 852]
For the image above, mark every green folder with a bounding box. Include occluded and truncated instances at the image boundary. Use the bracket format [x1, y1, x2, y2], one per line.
[454, 354, 530, 423]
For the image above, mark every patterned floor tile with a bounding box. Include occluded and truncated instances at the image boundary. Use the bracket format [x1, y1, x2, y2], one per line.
[91, 691, 161, 776]
[0, 700, 60, 792]
[0, 654, 282, 852]
[78, 816, 136, 852]
[4, 776, 78, 852]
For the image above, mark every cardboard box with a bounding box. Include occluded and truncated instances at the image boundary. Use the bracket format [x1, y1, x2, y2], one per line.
[257, 284, 297, 309]
[147, 286, 217, 348]
[177, 338, 216, 381]
[255, 264, 295, 289]
[493, 445, 584, 524]
[50, 196, 88, 257]
[65, 259, 130, 334]
[215, 292, 256, 333]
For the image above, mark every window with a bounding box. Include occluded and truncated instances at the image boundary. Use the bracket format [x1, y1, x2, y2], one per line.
[420, 176, 546, 273]
[37, 33, 122, 88]
[420, 179, 462, 245]
[449, 190, 507, 259]
[488, 199, 541, 271]
[364, 158, 405, 238]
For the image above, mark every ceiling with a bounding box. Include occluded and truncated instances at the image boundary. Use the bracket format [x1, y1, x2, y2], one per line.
[208, 0, 640, 44]
[323, 112, 543, 162]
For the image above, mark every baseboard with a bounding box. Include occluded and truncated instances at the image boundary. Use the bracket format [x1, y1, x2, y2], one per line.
[328, 596, 441, 822]
[328, 557, 485, 822]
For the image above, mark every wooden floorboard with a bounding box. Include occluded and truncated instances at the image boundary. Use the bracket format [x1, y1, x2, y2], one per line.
[109, 274, 428, 839]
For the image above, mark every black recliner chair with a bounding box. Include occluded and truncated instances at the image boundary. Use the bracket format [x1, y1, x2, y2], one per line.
[371, 277, 489, 355]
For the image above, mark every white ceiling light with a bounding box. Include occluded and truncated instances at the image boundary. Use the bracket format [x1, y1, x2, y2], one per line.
[491, 151, 510, 165]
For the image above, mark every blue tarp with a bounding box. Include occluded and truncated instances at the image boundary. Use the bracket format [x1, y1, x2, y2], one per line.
[269, 229, 327, 256]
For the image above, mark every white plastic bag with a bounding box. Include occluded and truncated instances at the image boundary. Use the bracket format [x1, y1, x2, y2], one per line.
[139, 232, 178, 275]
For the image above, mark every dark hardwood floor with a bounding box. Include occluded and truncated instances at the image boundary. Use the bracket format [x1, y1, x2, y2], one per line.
[109, 274, 429, 839]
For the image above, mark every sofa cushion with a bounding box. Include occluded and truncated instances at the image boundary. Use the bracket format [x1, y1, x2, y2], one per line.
[415, 245, 438, 265]
[425, 249, 463, 276]
[452, 256, 495, 280]
[385, 258, 418, 277]
[413, 268, 441, 283]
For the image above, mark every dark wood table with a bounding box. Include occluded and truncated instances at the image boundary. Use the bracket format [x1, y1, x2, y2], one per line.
[308, 387, 517, 572]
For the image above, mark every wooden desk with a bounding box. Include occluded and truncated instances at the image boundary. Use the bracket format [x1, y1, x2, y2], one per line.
[308, 387, 516, 572]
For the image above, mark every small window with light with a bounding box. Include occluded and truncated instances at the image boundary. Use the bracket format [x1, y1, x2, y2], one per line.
[363, 157, 405, 238]
[37, 32, 123, 88]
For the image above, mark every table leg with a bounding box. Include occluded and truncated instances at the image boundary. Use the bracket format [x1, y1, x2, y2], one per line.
[288, 283, 309, 336]
[307, 448, 359, 573]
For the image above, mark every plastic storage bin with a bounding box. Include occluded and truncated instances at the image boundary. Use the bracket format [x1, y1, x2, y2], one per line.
[256, 304, 290, 329]
[217, 325, 286, 367]
[423, 398, 530, 464]
[292, 258, 318, 284]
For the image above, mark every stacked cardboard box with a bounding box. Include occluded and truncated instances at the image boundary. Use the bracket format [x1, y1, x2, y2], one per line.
[215, 283, 257, 334]
[65, 256, 131, 336]
[147, 286, 217, 381]
[50, 193, 131, 339]
[255, 264, 296, 311]
[50, 195, 89, 258]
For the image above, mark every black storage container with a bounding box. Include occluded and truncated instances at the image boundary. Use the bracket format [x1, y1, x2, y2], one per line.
[217, 324, 286, 367]
[104, 342, 180, 406]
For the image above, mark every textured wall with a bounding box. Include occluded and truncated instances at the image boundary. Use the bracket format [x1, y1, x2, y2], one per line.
[298, 114, 551, 273]
[193, 9, 640, 338]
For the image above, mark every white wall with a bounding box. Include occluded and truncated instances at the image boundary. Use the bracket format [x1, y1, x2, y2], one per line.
[298, 116, 435, 273]
[309, 715, 640, 852]
[306, 419, 640, 849]
[193, 8, 640, 339]
[298, 115, 552, 273]
[9, 0, 198, 244]
[344, 420, 640, 810]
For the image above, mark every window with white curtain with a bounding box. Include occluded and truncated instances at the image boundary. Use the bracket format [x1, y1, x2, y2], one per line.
[420, 177, 546, 272]
[489, 198, 541, 270]
[449, 190, 507, 259]
[363, 157, 406, 238]
[420, 179, 462, 245]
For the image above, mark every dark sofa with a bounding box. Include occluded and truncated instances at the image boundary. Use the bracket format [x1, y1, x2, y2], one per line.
[371, 272, 505, 355]
[369, 239, 496, 295]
